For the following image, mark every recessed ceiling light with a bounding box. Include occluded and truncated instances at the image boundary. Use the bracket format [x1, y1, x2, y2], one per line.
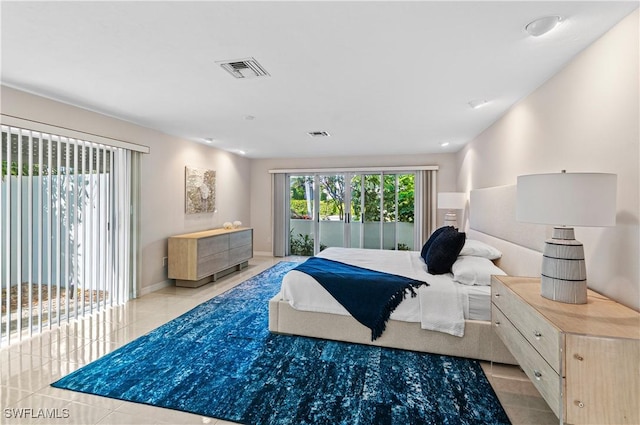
[441, 142, 450, 147]
[525, 16, 562, 37]
[468, 99, 489, 109]
[204, 138, 214, 144]
[236, 150, 246, 155]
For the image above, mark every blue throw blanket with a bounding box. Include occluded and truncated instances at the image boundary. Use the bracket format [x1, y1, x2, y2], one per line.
[293, 257, 428, 341]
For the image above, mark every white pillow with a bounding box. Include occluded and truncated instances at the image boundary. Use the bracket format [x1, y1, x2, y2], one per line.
[452, 256, 506, 286]
[459, 239, 502, 260]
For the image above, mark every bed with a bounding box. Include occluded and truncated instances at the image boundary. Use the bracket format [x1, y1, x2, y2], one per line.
[268, 186, 545, 364]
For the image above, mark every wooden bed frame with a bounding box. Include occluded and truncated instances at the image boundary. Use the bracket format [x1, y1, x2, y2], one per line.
[268, 185, 545, 364]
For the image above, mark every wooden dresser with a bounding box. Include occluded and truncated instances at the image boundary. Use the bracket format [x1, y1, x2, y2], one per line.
[491, 275, 639, 425]
[168, 227, 253, 287]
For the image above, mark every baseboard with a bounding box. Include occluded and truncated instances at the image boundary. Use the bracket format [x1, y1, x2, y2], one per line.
[140, 279, 172, 296]
[140, 254, 274, 296]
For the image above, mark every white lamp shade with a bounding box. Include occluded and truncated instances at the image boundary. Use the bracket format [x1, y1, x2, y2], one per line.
[516, 173, 617, 227]
[438, 192, 467, 210]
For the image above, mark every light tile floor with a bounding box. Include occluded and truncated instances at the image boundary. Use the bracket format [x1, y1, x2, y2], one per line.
[1, 256, 558, 425]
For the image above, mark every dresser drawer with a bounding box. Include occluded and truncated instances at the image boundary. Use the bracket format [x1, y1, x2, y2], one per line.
[229, 244, 252, 264]
[230, 229, 252, 249]
[197, 251, 228, 279]
[492, 304, 562, 419]
[492, 277, 561, 373]
[198, 234, 229, 257]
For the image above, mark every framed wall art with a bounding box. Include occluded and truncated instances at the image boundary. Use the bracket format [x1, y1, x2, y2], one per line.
[185, 166, 216, 214]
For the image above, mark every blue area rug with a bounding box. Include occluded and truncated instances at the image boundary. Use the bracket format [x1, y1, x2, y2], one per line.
[52, 261, 511, 425]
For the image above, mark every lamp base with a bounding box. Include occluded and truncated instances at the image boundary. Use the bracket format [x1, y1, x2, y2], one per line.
[444, 211, 458, 228]
[540, 227, 587, 304]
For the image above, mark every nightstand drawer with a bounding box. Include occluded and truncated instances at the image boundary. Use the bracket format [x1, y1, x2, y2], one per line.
[492, 277, 561, 373]
[492, 304, 562, 418]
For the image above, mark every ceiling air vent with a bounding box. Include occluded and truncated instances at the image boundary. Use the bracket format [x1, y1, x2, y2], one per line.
[307, 131, 330, 138]
[217, 57, 270, 79]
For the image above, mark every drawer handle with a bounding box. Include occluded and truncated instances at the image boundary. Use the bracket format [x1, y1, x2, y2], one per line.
[494, 293, 501, 298]
[533, 370, 542, 380]
[574, 354, 584, 361]
[574, 400, 585, 408]
[533, 331, 542, 339]
[494, 320, 500, 327]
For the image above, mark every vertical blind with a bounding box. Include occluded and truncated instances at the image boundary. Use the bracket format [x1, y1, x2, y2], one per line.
[414, 169, 437, 249]
[0, 123, 142, 347]
[272, 173, 287, 257]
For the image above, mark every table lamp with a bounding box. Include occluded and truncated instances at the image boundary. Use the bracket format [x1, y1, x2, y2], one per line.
[438, 192, 467, 228]
[516, 171, 617, 304]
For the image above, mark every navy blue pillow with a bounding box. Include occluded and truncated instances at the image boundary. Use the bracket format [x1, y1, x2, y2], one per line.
[425, 229, 466, 275]
[420, 226, 454, 262]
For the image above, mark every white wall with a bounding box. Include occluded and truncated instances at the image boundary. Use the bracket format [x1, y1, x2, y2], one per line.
[1, 86, 252, 294]
[250, 153, 458, 254]
[456, 10, 639, 310]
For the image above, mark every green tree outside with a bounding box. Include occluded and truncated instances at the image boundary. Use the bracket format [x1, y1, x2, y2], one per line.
[290, 173, 414, 222]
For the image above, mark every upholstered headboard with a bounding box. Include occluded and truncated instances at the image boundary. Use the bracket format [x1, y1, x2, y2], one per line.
[466, 185, 546, 277]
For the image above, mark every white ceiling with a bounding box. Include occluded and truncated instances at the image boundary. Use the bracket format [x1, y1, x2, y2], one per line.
[1, 1, 637, 159]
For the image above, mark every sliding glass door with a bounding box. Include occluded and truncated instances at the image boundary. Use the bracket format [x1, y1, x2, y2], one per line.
[348, 174, 363, 249]
[390, 173, 415, 251]
[352, 173, 415, 251]
[1, 124, 140, 346]
[288, 175, 315, 255]
[318, 175, 346, 249]
[288, 171, 415, 255]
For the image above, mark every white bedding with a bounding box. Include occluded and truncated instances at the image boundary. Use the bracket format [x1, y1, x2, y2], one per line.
[280, 247, 491, 337]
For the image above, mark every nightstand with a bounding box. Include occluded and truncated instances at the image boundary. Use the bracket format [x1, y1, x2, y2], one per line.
[491, 275, 639, 425]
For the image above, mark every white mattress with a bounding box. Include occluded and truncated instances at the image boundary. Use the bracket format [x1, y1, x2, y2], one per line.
[460, 285, 491, 321]
[280, 247, 492, 337]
